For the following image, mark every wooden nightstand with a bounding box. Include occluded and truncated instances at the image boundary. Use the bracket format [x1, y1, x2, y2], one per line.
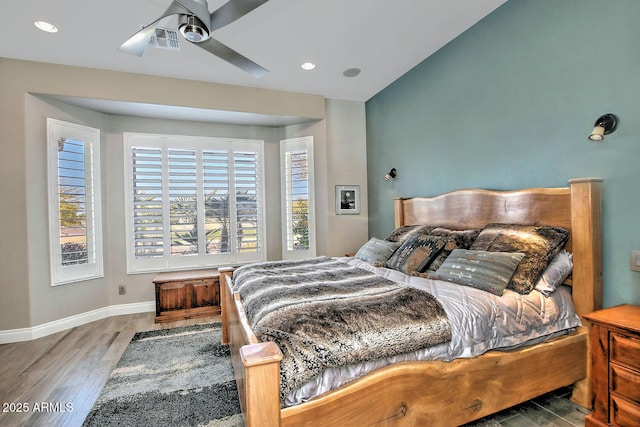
[583, 304, 640, 427]
[153, 269, 221, 323]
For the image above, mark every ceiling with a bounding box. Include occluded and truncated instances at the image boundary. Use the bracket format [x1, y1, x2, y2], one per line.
[2, 0, 505, 123]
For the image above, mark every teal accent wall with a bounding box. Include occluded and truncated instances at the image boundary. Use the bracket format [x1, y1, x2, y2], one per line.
[365, 0, 640, 307]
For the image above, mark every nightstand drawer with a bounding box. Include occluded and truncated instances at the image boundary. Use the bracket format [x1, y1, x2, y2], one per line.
[611, 363, 640, 404]
[611, 332, 640, 371]
[611, 394, 640, 427]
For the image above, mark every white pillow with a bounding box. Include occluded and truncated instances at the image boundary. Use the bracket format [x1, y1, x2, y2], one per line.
[534, 250, 573, 297]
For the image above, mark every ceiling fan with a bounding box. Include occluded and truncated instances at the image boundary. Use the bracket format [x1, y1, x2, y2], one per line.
[119, 0, 270, 77]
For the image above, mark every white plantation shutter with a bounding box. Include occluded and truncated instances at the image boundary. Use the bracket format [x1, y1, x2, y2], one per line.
[131, 148, 164, 259]
[168, 149, 198, 256]
[203, 150, 231, 255]
[280, 137, 315, 259]
[285, 150, 310, 250]
[234, 151, 261, 254]
[57, 138, 90, 265]
[47, 119, 103, 285]
[124, 133, 265, 273]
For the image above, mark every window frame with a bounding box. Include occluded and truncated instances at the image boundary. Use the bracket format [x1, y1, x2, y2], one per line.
[123, 132, 266, 274]
[280, 136, 316, 259]
[46, 118, 104, 286]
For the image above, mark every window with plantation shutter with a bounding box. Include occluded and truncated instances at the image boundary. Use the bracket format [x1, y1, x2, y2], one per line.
[280, 137, 315, 259]
[47, 119, 103, 285]
[124, 133, 265, 273]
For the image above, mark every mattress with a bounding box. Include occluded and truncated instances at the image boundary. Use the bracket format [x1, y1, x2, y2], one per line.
[283, 256, 581, 407]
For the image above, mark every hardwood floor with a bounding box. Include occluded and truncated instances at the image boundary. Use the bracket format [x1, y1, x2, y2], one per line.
[0, 313, 217, 427]
[0, 313, 589, 427]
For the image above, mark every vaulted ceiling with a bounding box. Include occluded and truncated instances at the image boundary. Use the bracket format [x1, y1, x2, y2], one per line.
[3, 0, 505, 103]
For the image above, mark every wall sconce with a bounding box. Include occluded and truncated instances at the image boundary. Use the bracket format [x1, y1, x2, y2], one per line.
[588, 113, 618, 142]
[384, 168, 397, 181]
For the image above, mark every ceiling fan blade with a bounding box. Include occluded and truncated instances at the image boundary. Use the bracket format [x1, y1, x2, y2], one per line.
[209, 0, 271, 32]
[195, 37, 268, 78]
[118, 1, 192, 56]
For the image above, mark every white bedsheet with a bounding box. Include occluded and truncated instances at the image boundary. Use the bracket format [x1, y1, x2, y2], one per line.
[284, 257, 581, 407]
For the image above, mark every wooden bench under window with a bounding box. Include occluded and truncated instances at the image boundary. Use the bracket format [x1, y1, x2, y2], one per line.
[153, 269, 220, 323]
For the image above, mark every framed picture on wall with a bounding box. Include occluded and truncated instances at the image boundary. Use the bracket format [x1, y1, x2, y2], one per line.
[335, 185, 360, 215]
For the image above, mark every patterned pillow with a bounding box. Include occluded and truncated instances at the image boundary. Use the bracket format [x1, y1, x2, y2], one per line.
[385, 234, 446, 275]
[470, 223, 569, 294]
[534, 250, 573, 297]
[385, 225, 435, 243]
[431, 249, 525, 296]
[355, 237, 400, 265]
[426, 228, 482, 272]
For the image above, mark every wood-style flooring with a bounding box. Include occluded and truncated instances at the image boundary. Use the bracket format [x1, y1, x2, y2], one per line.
[0, 313, 216, 427]
[0, 313, 590, 427]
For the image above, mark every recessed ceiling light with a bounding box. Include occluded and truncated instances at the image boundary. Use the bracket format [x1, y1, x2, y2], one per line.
[343, 68, 361, 78]
[35, 21, 58, 33]
[301, 62, 316, 71]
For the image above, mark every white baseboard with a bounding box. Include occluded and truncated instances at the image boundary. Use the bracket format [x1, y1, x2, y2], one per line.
[0, 301, 155, 344]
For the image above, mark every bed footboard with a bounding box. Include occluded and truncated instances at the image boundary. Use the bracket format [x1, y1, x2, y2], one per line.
[279, 330, 587, 426]
[220, 268, 283, 427]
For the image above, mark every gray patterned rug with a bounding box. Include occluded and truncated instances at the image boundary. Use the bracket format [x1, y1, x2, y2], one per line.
[83, 323, 243, 427]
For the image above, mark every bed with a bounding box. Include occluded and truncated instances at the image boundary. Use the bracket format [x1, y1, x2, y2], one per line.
[219, 178, 602, 426]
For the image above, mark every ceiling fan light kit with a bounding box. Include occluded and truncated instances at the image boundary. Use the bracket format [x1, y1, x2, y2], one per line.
[178, 15, 209, 43]
[119, 0, 270, 77]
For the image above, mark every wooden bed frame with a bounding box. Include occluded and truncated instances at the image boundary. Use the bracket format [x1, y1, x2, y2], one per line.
[219, 178, 602, 426]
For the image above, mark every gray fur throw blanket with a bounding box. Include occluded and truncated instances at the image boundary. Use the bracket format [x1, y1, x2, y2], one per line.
[232, 257, 452, 401]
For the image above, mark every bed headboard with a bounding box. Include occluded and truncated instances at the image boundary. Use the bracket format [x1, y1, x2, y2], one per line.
[393, 178, 602, 316]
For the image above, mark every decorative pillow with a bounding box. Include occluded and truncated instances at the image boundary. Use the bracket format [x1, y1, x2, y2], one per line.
[354, 237, 401, 265]
[426, 227, 482, 272]
[430, 249, 525, 296]
[470, 223, 569, 294]
[534, 250, 573, 297]
[385, 225, 435, 243]
[385, 234, 446, 275]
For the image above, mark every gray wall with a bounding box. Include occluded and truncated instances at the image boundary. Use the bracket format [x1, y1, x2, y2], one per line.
[366, 0, 640, 308]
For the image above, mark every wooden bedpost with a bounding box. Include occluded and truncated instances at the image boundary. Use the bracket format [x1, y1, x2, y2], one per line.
[568, 177, 603, 409]
[241, 343, 283, 427]
[220, 265, 284, 426]
[394, 197, 407, 228]
[568, 178, 603, 316]
[218, 267, 234, 345]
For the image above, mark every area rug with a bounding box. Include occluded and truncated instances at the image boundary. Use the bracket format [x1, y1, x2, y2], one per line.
[83, 323, 243, 427]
